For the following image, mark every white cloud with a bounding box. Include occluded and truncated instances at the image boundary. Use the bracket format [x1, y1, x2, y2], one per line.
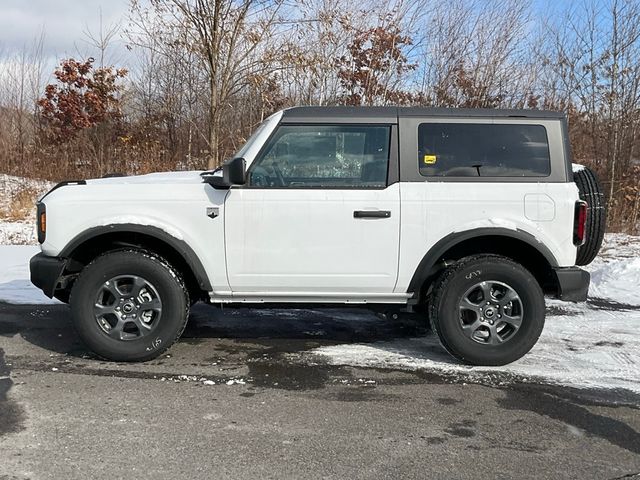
[0, 0, 130, 64]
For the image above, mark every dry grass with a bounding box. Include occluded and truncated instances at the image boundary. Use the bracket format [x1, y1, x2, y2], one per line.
[0, 175, 52, 223]
[5, 187, 40, 221]
[0, 186, 40, 221]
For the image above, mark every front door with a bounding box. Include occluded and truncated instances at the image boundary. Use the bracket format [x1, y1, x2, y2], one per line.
[224, 123, 400, 296]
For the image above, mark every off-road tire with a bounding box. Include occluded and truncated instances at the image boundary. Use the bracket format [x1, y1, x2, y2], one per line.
[70, 249, 190, 362]
[429, 254, 545, 366]
[573, 165, 606, 265]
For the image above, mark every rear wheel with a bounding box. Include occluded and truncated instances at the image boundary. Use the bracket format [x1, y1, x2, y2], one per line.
[429, 254, 545, 366]
[70, 250, 189, 361]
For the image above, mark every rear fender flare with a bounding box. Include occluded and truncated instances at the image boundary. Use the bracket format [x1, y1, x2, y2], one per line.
[407, 227, 559, 297]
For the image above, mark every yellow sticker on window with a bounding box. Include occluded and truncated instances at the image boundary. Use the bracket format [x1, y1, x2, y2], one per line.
[423, 154, 437, 164]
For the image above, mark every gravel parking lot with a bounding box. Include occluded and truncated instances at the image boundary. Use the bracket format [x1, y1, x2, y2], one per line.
[1, 301, 639, 480]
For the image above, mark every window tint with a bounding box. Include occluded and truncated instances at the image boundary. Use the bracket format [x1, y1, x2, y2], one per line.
[249, 125, 390, 188]
[418, 123, 551, 177]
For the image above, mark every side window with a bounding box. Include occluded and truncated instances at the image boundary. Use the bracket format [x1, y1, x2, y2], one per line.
[248, 125, 390, 188]
[417, 123, 551, 177]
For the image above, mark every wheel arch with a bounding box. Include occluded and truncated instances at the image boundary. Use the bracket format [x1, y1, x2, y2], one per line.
[407, 228, 559, 302]
[60, 224, 212, 295]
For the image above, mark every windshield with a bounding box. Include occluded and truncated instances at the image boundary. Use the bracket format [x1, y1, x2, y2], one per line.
[234, 111, 283, 165]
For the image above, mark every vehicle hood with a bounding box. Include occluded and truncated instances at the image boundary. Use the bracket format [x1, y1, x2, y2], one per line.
[85, 170, 205, 185]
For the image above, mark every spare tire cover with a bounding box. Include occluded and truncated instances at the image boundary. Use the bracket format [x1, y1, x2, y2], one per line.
[573, 164, 606, 266]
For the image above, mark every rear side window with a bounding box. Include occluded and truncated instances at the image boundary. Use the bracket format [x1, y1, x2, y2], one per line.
[417, 123, 551, 177]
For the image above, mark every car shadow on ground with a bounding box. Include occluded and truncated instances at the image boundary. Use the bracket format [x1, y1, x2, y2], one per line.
[2, 297, 638, 366]
[0, 301, 438, 361]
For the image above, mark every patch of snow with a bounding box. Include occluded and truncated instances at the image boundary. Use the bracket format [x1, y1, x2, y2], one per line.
[226, 379, 246, 385]
[585, 233, 640, 306]
[100, 216, 184, 241]
[454, 218, 519, 233]
[1, 175, 54, 244]
[487, 218, 518, 230]
[0, 174, 53, 203]
[308, 234, 640, 393]
[311, 301, 640, 393]
[0, 245, 60, 304]
[589, 257, 640, 306]
[572, 163, 586, 172]
[0, 221, 37, 245]
[86, 170, 204, 185]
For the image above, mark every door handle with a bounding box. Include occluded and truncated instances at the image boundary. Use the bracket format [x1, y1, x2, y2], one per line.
[353, 210, 391, 218]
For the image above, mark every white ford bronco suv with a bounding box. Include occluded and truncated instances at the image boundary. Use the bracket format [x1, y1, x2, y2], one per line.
[30, 107, 605, 365]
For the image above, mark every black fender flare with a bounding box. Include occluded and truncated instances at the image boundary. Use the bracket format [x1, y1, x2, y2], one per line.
[59, 224, 213, 291]
[406, 227, 559, 296]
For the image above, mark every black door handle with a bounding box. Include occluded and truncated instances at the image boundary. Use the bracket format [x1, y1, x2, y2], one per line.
[353, 210, 391, 218]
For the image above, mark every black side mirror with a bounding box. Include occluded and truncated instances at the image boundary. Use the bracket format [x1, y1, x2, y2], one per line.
[203, 175, 231, 189]
[201, 157, 246, 189]
[224, 157, 246, 185]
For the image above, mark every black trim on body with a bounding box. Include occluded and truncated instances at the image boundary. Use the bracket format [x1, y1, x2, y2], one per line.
[407, 228, 559, 297]
[59, 224, 213, 291]
[553, 267, 590, 302]
[281, 106, 565, 123]
[560, 117, 574, 182]
[39, 180, 86, 201]
[353, 210, 391, 218]
[388, 124, 400, 185]
[30, 253, 68, 298]
[281, 107, 398, 124]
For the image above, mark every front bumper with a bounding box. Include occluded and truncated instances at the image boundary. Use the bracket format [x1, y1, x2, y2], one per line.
[30, 253, 68, 298]
[553, 267, 590, 302]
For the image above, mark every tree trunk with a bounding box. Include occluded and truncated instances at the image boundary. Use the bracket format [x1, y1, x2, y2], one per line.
[208, 76, 219, 169]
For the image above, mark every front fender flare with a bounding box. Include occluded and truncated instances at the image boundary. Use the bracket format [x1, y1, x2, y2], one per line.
[59, 224, 212, 291]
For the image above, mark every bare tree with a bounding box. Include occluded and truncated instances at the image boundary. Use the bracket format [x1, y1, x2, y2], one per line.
[418, 0, 538, 108]
[130, 0, 286, 168]
[542, 0, 640, 227]
[0, 31, 46, 172]
[81, 9, 122, 68]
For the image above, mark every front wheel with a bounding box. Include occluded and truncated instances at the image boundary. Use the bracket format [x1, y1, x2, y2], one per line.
[428, 254, 545, 366]
[70, 250, 190, 361]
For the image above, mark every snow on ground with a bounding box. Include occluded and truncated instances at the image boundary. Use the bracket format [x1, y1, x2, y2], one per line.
[311, 301, 640, 393]
[0, 174, 54, 245]
[0, 221, 38, 245]
[0, 174, 53, 201]
[309, 233, 640, 394]
[0, 245, 59, 304]
[0, 233, 638, 394]
[586, 233, 640, 306]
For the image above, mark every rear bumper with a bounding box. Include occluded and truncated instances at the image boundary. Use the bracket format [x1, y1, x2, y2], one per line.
[553, 267, 590, 302]
[30, 253, 68, 298]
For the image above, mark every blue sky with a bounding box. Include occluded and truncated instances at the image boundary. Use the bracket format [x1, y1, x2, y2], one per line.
[0, 0, 130, 62]
[0, 0, 616, 64]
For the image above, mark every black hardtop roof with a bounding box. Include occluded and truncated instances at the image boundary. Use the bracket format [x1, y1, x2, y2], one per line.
[281, 106, 565, 122]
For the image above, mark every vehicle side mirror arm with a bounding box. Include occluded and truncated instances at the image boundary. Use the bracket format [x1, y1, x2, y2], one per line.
[202, 175, 231, 189]
[201, 157, 246, 189]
